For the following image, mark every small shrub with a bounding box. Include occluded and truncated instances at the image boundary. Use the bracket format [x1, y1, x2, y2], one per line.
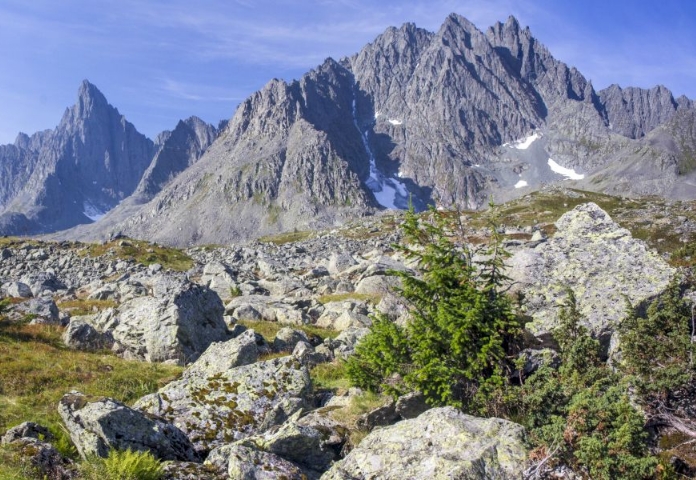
[80, 448, 164, 480]
[520, 290, 657, 479]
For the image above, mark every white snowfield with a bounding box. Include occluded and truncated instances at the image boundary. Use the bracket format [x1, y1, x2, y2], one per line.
[83, 202, 105, 222]
[514, 180, 529, 189]
[548, 158, 584, 180]
[504, 132, 541, 150]
[388, 119, 403, 125]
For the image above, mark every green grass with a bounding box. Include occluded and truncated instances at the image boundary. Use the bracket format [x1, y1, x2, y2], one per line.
[79, 448, 164, 480]
[257, 230, 313, 245]
[56, 299, 118, 317]
[0, 320, 182, 443]
[83, 239, 194, 272]
[310, 361, 351, 392]
[316, 293, 383, 305]
[236, 320, 340, 343]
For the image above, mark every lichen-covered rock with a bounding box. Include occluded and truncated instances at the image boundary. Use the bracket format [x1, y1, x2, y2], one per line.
[58, 391, 198, 461]
[134, 356, 311, 454]
[1, 421, 54, 444]
[321, 407, 527, 480]
[239, 411, 341, 472]
[161, 461, 227, 480]
[87, 275, 228, 364]
[2, 438, 73, 479]
[206, 444, 307, 480]
[182, 329, 259, 379]
[509, 203, 675, 344]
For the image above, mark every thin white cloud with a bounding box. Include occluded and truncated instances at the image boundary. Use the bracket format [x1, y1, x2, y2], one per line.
[158, 78, 243, 102]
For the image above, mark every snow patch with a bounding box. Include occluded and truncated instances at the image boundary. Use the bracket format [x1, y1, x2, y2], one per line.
[548, 158, 584, 180]
[504, 132, 541, 150]
[352, 95, 409, 209]
[514, 180, 528, 189]
[374, 111, 381, 119]
[388, 119, 403, 125]
[83, 202, 106, 222]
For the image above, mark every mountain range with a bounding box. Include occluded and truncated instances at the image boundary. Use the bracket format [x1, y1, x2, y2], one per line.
[1, 13, 695, 246]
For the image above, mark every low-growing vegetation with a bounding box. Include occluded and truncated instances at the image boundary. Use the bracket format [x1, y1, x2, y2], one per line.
[316, 292, 382, 305]
[257, 230, 313, 245]
[79, 448, 164, 480]
[83, 239, 194, 271]
[0, 312, 181, 478]
[56, 299, 117, 316]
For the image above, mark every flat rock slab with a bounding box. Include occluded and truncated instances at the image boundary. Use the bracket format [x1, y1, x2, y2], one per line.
[321, 407, 527, 479]
[135, 356, 311, 454]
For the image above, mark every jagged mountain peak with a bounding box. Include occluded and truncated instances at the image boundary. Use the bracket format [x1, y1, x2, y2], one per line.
[74, 80, 111, 117]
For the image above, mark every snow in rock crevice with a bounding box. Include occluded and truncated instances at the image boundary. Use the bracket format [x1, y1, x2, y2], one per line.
[352, 95, 408, 209]
[504, 132, 541, 150]
[548, 158, 584, 180]
[514, 180, 529, 189]
[83, 201, 106, 222]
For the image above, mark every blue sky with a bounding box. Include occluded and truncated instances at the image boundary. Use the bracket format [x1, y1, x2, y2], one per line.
[0, 0, 694, 144]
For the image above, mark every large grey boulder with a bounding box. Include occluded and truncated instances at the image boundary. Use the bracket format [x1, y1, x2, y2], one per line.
[238, 411, 341, 472]
[58, 391, 198, 461]
[321, 407, 527, 479]
[182, 329, 259, 379]
[15, 296, 60, 324]
[509, 203, 675, 344]
[201, 261, 238, 302]
[87, 275, 228, 364]
[206, 444, 307, 480]
[62, 318, 115, 351]
[135, 355, 311, 454]
[4, 281, 33, 298]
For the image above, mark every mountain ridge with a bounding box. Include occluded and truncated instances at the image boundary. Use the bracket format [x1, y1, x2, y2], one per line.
[1, 14, 694, 245]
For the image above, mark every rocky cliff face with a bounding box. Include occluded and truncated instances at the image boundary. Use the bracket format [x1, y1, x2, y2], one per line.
[0, 81, 154, 234]
[74, 13, 692, 246]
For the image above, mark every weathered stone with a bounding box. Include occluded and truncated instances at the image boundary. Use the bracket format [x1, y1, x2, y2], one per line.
[395, 391, 430, 419]
[135, 356, 311, 454]
[182, 329, 259, 379]
[20, 271, 66, 297]
[206, 444, 307, 480]
[355, 275, 399, 296]
[62, 318, 115, 351]
[58, 391, 198, 461]
[327, 253, 358, 275]
[161, 461, 227, 480]
[509, 203, 675, 345]
[1, 421, 53, 444]
[322, 407, 528, 479]
[273, 327, 310, 352]
[356, 399, 399, 430]
[88, 275, 228, 364]
[16, 296, 60, 324]
[240, 411, 340, 472]
[2, 438, 73, 479]
[4, 281, 33, 298]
